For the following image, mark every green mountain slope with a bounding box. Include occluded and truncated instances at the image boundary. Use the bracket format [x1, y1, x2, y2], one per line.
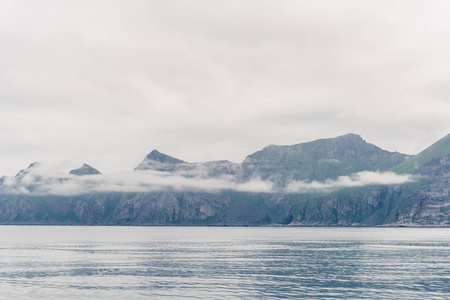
[242, 133, 411, 184]
[390, 133, 450, 174]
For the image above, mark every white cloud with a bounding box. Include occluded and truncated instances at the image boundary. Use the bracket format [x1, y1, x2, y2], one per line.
[0, 162, 414, 196]
[285, 171, 413, 193]
[0, 164, 273, 196]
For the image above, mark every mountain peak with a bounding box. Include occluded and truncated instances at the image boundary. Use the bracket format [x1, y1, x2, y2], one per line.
[69, 164, 102, 176]
[339, 133, 362, 139]
[15, 162, 40, 178]
[145, 150, 184, 164]
[134, 150, 185, 171]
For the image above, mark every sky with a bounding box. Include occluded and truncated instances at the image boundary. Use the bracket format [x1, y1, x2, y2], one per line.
[1, 0, 449, 176]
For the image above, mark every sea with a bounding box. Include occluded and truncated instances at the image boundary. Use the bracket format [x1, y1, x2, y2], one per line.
[0, 226, 449, 299]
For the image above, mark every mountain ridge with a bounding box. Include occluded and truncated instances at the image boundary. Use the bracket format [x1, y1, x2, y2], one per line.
[0, 132, 448, 227]
[241, 133, 411, 184]
[133, 133, 412, 183]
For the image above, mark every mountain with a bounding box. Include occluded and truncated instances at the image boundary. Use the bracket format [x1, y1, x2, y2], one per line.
[134, 150, 186, 172]
[139, 150, 185, 166]
[390, 133, 450, 174]
[0, 133, 448, 226]
[69, 164, 102, 176]
[15, 162, 40, 178]
[135, 150, 241, 178]
[265, 154, 450, 226]
[134, 134, 411, 183]
[2, 162, 45, 195]
[241, 134, 411, 184]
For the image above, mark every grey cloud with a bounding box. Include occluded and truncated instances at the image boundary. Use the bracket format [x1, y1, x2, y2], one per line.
[0, 1, 449, 175]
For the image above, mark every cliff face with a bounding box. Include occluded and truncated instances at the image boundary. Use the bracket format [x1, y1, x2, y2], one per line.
[0, 192, 232, 225]
[393, 155, 450, 225]
[265, 154, 450, 226]
[0, 134, 448, 226]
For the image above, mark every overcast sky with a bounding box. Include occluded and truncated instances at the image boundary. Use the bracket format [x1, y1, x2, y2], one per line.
[1, 0, 449, 175]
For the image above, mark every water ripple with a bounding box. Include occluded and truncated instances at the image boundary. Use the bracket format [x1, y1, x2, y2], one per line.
[0, 226, 449, 299]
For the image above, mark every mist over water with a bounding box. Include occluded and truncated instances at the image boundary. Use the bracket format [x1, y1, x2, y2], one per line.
[0, 226, 449, 299]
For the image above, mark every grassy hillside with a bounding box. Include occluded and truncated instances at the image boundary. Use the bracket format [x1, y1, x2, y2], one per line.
[242, 133, 411, 183]
[390, 133, 450, 174]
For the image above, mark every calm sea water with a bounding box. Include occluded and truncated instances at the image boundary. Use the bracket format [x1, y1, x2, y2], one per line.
[0, 226, 449, 299]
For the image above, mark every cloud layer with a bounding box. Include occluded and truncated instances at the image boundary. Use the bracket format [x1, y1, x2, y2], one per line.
[285, 171, 413, 193]
[0, 163, 412, 196]
[1, 164, 275, 196]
